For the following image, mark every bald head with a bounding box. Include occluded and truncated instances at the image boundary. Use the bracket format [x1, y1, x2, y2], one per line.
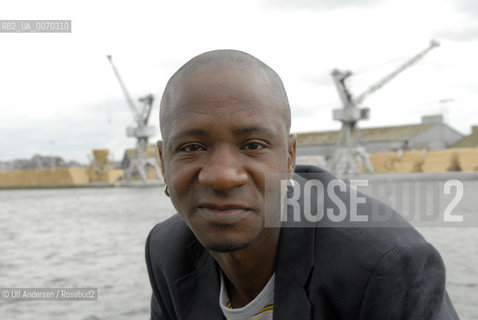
[159, 50, 291, 139]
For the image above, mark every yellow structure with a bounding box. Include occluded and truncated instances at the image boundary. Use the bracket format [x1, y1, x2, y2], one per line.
[89, 149, 124, 183]
[0, 149, 126, 188]
[89, 169, 124, 184]
[0, 167, 90, 188]
[421, 149, 459, 173]
[392, 150, 426, 173]
[369, 152, 399, 173]
[0, 166, 126, 188]
[457, 148, 478, 172]
[2, 145, 476, 188]
[92, 149, 112, 170]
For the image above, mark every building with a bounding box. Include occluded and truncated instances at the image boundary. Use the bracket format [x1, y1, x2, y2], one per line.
[296, 115, 464, 158]
[0, 155, 71, 171]
[453, 125, 478, 148]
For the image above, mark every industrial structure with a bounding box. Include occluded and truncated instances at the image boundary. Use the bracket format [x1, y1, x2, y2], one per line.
[121, 145, 162, 180]
[106, 55, 162, 182]
[329, 40, 440, 176]
[1, 122, 477, 188]
[296, 120, 478, 174]
[297, 115, 464, 158]
[4, 42, 478, 188]
[0, 149, 124, 188]
[89, 149, 124, 184]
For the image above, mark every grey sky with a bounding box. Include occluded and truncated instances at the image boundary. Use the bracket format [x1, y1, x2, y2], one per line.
[1, 0, 477, 163]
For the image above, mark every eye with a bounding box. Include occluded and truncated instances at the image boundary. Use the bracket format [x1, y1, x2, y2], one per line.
[178, 143, 205, 152]
[242, 142, 266, 151]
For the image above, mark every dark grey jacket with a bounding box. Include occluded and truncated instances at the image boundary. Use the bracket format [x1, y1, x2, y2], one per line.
[145, 165, 459, 319]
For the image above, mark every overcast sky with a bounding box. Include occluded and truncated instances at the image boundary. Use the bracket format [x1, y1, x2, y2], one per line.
[1, 0, 477, 163]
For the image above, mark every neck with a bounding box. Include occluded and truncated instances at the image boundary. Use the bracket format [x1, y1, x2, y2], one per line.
[211, 227, 280, 308]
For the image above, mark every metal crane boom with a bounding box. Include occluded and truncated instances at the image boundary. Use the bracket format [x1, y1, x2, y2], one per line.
[354, 40, 440, 106]
[329, 39, 440, 176]
[106, 55, 140, 123]
[105, 55, 161, 183]
[138, 94, 154, 126]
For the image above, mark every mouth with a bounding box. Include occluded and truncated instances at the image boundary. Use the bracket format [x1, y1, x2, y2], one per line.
[197, 203, 251, 224]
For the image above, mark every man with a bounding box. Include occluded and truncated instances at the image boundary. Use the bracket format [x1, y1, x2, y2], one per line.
[146, 50, 459, 319]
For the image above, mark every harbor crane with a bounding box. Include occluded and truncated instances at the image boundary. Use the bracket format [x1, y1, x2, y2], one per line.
[329, 40, 440, 176]
[106, 55, 162, 181]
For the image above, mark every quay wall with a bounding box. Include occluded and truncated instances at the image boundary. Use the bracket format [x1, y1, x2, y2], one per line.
[0, 168, 125, 189]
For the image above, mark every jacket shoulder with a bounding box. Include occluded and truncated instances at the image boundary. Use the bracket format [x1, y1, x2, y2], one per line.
[147, 214, 191, 251]
[145, 214, 199, 319]
[146, 214, 198, 281]
[297, 167, 451, 318]
[295, 165, 428, 254]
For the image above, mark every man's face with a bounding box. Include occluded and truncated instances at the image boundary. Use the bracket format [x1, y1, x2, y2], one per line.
[159, 64, 295, 252]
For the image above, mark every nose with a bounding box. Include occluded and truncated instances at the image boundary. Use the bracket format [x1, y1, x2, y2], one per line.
[198, 146, 248, 192]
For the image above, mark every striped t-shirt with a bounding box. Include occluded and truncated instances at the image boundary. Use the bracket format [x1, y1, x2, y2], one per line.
[219, 272, 274, 320]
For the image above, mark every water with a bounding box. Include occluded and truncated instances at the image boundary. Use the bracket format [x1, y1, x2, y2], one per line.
[417, 227, 478, 319]
[0, 185, 477, 319]
[0, 187, 175, 320]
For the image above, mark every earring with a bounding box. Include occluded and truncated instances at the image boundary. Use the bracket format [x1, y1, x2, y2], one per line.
[288, 179, 295, 187]
[287, 179, 296, 193]
[164, 185, 170, 197]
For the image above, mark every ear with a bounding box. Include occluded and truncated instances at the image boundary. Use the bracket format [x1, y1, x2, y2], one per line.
[156, 140, 167, 183]
[287, 134, 297, 178]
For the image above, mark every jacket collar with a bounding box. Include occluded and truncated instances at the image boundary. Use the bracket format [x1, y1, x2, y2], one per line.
[268, 169, 317, 319]
[273, 226, 315, 319]
[174, 238, 223, 319]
